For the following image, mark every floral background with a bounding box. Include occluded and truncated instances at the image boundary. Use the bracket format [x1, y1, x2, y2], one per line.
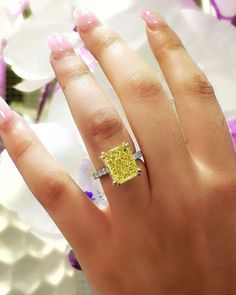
[0, 0, 236, 294]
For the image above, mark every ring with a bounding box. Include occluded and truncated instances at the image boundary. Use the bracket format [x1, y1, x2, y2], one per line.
[92, 142, 143, 185]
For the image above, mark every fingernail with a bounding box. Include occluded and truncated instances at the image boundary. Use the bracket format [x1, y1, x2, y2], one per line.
[140, 10, 165, 31]
[0, 96, 14, 129]
[73, 8, 101, 33]
[47, 33, 72, 57]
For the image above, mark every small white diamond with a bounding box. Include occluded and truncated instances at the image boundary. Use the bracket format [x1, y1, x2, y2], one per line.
[93, 173, 97, 179]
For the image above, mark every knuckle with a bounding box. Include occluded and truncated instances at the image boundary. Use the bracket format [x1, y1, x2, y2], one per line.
[1, 115, 38, 162]
[87, 110, 123, 143]
[11, 137, 35, 162]
[94, 31, 121, 58]
[210, 175, 236, 206]
[216, 177, 236, 194]
[40, 172, 69, 209]
[127, 72, 162, 103]
[0, 115, 16, 134]
[59, 56, 90, 86]
[157, 27, 183, 57]
[183, 73, 215, 100]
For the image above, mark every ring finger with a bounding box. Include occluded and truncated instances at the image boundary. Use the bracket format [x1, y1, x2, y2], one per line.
[73, 9, 193, 187]
[48, 34, 149, 218]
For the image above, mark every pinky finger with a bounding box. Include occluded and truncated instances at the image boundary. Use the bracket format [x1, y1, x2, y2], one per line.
[0, 97, 106, 252]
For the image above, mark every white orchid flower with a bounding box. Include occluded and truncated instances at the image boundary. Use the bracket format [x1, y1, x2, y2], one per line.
[0, 0, 28, 96]
[0, 0, 29, 39]
[4, 0, 181, 91]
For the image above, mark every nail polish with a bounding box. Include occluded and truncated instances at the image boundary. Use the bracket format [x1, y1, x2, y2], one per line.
[47, 33, 72, 57]
[140, 10, 165, 31]
[0, 96, 14, 129]
[73, 8, 101, 33]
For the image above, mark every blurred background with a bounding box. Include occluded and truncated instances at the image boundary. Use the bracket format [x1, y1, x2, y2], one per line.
[1, 0, 236, 294]
[0, 0, 219, 120]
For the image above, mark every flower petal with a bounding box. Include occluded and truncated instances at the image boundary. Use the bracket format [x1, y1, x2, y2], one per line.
[29, 0, 51, 15]
[15, 77, 54, 92]
[4, 0, 74, 80]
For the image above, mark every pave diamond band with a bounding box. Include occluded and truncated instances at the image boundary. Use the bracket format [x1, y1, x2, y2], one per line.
[133, 150, 143, 160]
[92, 143, 143, 185]
[93, 167, 110, 180]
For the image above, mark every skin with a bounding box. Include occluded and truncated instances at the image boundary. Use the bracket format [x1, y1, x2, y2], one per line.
[1, 10, 236, 295]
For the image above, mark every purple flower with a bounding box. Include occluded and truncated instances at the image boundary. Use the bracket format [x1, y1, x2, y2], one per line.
[35, 82, 52, 122]
[85, 191, 94, 200]
[0, 137, 4, 154]
[210, 0, 236, 25]
[231, 15, 236, 26]
[68, 249, 82, 271]
[0, 39, 7, 98]
[227, 119, 236, 150]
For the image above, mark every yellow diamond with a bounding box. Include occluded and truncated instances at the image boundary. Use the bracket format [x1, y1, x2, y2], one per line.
[101, 143, 139, 185]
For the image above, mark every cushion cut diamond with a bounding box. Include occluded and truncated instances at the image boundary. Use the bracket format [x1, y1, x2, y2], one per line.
[101, 143, 140, 185]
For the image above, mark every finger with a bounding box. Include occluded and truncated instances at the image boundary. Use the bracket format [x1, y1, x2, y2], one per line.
[73, 9, 192, 184]
[0, 98, 106, 252]
[48, 34, 149, 218]
[142, 10, 236, 169]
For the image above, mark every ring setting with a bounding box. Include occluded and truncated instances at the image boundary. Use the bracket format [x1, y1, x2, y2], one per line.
[92, 142, 143, 185]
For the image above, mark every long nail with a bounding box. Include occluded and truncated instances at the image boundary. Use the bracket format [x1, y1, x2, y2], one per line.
[140, 10, 165, 31]
[0, 96, 14, 129]
[73, 8, 101, 33]
[47, 33, 72, 57]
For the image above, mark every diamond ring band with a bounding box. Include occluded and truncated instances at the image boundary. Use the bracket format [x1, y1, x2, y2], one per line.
[92, 142, 143, 185]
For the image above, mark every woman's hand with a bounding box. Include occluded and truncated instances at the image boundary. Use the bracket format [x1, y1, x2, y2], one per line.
[1, 9, 236, 295]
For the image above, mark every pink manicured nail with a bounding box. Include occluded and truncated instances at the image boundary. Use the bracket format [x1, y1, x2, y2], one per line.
[0, 96, 14, 128]
[47, 33, 72, 56]
[140, 10, 165, 31]
[73, 8, 101, 33]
